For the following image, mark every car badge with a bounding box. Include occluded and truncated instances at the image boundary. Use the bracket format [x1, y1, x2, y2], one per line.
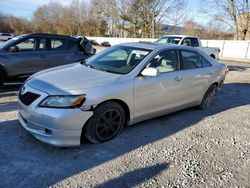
[20, 86, 26, 95]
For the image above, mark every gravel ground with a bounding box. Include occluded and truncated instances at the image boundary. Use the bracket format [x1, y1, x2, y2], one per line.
[0, 61, 249, 188]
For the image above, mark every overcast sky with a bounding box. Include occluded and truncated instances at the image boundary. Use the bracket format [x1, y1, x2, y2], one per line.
[0, 0, 206, 24]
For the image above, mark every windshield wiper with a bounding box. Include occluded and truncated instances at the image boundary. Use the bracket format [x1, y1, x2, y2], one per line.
[86, 64, 119, 74]
[89, 65, 108, 72]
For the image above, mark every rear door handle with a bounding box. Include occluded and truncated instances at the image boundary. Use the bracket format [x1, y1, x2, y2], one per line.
[175, 76, 183, 81]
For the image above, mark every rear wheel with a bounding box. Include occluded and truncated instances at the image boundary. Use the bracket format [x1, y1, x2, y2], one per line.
[84, 102, 125, 144]
[199, 85, 218, 110]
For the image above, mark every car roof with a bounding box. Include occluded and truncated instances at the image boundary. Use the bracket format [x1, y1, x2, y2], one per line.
[118, 42, 169, 50]
[22, 33, 79, 41]
[117, 42, 210, 57]
[161, 35, 198, 38]
[117, 42, 194, 51]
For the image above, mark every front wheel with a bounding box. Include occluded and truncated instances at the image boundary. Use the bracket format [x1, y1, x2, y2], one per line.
[84, 102, 125, 144]
[199, 85, 218, 110]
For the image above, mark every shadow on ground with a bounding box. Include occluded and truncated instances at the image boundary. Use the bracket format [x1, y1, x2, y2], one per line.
[227, 65, 250, 72]
[0, 82, 22, 101]
[0, 82, 249, 187]
[0, 101, 18, 113]
[96, 163, 169, 188]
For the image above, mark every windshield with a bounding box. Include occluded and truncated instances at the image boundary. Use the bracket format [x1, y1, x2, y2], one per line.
[0, 35, 23, 50]
[83, 45, 151, 74]
[156, 37, 182, 44]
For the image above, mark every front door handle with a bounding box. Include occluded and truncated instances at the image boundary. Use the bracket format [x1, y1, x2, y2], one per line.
[175, 76, 183, 81]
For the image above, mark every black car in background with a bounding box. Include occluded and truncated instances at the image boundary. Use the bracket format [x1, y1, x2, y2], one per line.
[0, 33, 96, 87]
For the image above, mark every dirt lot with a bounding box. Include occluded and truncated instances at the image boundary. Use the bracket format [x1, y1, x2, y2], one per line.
[0, 61, 249, 188]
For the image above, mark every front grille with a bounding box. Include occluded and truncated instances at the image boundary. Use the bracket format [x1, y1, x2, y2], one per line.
[19, 92, 40, 106]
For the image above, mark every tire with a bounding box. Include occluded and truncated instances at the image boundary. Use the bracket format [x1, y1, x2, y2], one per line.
[84, 102, 125, 144]
[199, 84, 218, 110]
[0, 71, 4, 88]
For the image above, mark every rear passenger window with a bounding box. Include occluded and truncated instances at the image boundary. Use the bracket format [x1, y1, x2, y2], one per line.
[180, 50, 212, 70]
[200, 56, 212, 67]
[50, 39, 69, 51]
[180, 50, 201, 70]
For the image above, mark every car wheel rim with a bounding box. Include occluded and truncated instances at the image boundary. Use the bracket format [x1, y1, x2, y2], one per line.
[96, 109, 122, 140]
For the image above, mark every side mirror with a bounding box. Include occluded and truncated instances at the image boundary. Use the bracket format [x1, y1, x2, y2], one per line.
[141, 67, 159, 77]
[9, 46, 19, 52]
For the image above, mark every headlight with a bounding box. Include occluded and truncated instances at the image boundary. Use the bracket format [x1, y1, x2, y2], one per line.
[39, 95, 86, 108]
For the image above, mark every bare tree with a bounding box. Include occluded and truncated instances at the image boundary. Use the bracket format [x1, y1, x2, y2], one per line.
[33, 2, 65, 34]
[0, 13, 33, 34]
[90, 0, 120, 36]
[200, 0, 250, 40]
[0, 0, 188, 38]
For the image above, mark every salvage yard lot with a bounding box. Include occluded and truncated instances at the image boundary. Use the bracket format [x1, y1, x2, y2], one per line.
[0, 61, 249, 187]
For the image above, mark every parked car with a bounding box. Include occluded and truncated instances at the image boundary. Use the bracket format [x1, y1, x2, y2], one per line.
[18, 42, 227, 146]
[156, 35, 220, 60]
[0, 33, 96, 87]
[101, 41, 111, 46]
[0, 33, 14, 41]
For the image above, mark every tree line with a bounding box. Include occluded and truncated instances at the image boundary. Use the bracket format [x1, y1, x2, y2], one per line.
[0, 0, 249, 40]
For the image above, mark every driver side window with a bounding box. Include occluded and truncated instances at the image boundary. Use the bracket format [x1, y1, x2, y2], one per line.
[15, 38, 37, 52]
[146, 50, 178, 73]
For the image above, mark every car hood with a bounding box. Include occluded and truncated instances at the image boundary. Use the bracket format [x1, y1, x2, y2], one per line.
[27, 63, 121, 95]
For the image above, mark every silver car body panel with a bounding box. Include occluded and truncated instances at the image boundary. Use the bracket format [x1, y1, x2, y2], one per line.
[18, 43, 226, 146]
[18, 84, 93, 146]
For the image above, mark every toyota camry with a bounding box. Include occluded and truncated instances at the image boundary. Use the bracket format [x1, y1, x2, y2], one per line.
[18, 43, 227, 146]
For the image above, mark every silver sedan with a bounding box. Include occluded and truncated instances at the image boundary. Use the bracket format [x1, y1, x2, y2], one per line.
[18, 43, 227, 146]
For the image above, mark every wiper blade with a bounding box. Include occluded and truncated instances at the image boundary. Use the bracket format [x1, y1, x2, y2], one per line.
[85, 64, 118, 74]
[89, 65, 107, 72]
